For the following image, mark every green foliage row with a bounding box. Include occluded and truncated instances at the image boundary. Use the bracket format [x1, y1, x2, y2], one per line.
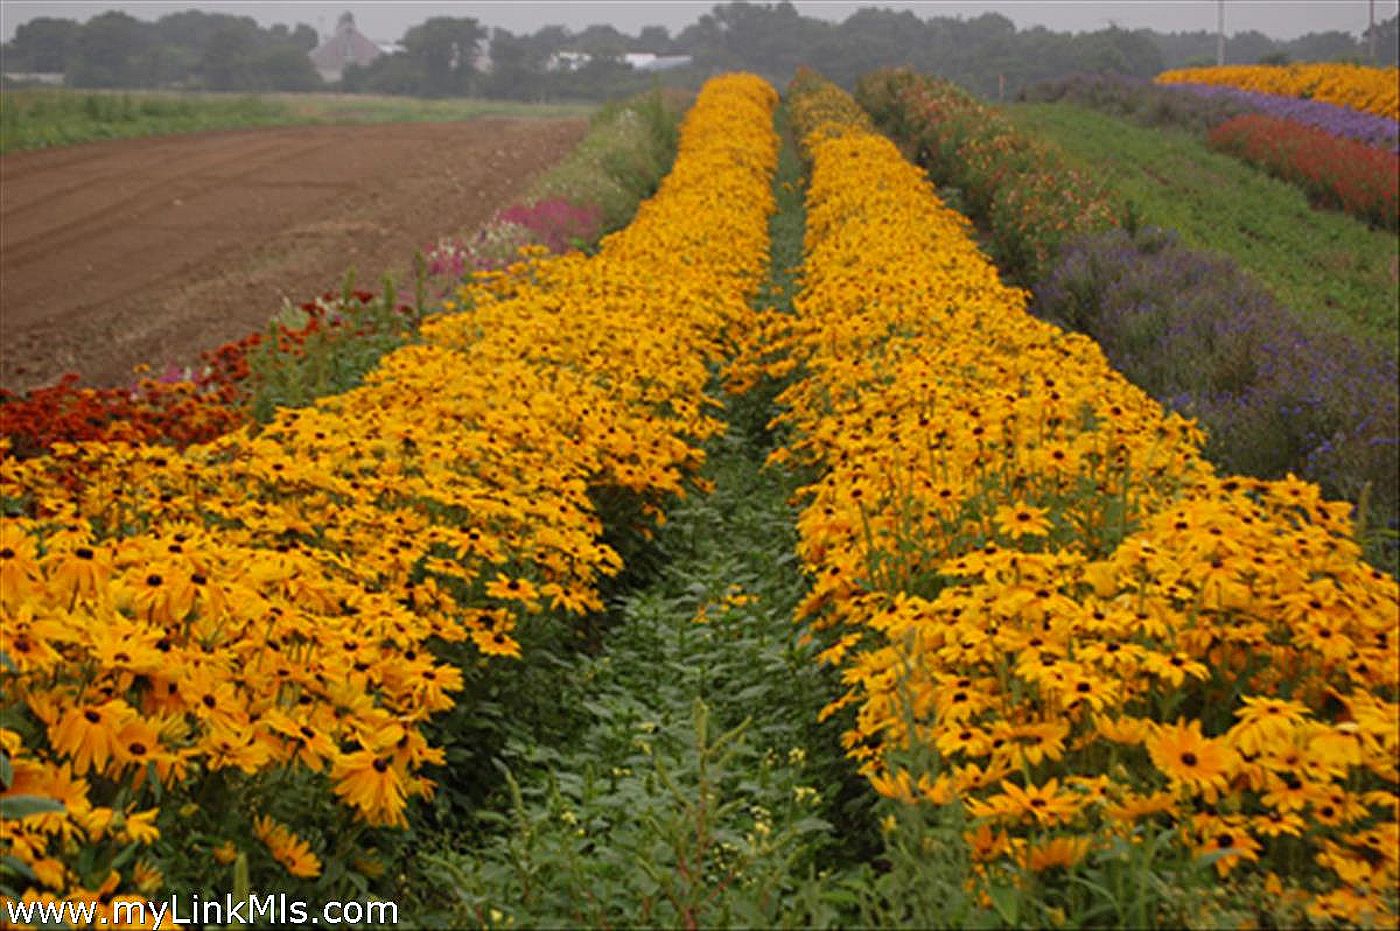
[530, 88, 686, 232]
[399, 108, 1266, 929]
[411, 436, 848, 927]
[0, 89, 294, 152]
[855, 68, 1120, 285]
[0, 87, 591, 154]
[1007, 102, 1399, 347]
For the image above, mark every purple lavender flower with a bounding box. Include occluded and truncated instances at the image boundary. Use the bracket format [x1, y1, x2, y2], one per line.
[1019, 72, 1400, 152]
[1173, 82, 1400, 153]
[1034, 226, 1399, 528]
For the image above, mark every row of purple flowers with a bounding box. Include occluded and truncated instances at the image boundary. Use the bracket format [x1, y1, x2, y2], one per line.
[1172, 81, 1399, 152]
[1021, 72, 1399, 152]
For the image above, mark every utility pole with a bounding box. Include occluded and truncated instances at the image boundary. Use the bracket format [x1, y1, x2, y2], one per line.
[1217, 0, 1226, 65]
[1369, 0, 1377, 65]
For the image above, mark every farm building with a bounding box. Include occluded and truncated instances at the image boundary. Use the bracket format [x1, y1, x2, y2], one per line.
[309, 12, 383, 83]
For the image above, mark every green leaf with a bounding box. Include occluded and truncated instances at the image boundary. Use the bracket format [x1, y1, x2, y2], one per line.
[0, 795, 64, 820]
[110, 841, 140, 873]
[0, 855, 37, 881]
[985, 883, 1019, 925]
[0, 752, 11, 790]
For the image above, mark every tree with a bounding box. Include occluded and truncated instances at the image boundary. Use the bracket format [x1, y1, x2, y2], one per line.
[1072, 27, 1164, 78]
[636, 25, 672, 53]
[67, 11, 150, 87]
[1285, 30, 1364, 63]
[290, 24, 320, 53]
[484, 28, 548, 99]
[816, 8, 925, 86]
[131, 44, 198, 87]
[1366, 15, 1400, 66]
[153, 10, 232, 51]
[200, 21, 260, 90]
[344, 53, 425, 96]
[255, 44, 322, 91]
[1225, 30, 1278, 65]
[574, 24, 629, 59]
[4, 17, 79, 72]
[401, 17, 487, 96]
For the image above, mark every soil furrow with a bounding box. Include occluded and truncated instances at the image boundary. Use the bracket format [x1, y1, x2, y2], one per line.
[1, 119, 586, 390]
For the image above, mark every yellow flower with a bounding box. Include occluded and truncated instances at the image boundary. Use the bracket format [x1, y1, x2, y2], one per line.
[1191, 816, 1261, 877]
[132, 859, 162, 895]
[994, 502, 1052, 540]
[331, 750, 408, 828]
[120, 807, 161, 845]
[1226, 695, 1310, 756]
[252, 815, 321, 879]
[48, 700, 134, 776]
[1146, 720, 1237, 802]
[1095, 715, 1151, 745]
[1024, 835, 1093, 872]
[970, 779, 1083, 827]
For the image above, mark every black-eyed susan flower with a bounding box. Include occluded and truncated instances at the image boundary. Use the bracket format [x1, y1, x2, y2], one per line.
[994, 502, 1052, 540]
[331, 750, 408, 829]
[252, 815, 321, 879]
[1147, 720, 1237, 802]
[48, 701, 133, 776]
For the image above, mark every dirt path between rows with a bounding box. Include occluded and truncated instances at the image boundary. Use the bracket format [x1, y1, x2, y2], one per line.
[1, 118, 586, 392]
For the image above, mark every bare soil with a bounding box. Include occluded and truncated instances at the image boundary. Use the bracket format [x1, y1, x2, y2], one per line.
[1, 118, 586, 391]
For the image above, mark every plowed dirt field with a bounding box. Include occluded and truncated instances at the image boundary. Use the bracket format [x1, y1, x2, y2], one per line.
[1, 118, 586, 391]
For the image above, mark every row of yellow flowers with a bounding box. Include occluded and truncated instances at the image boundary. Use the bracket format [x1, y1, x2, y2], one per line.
[0, 72, 779, 917]
[1156, 62, 1400, 121]
[759, 73, 1397, 925]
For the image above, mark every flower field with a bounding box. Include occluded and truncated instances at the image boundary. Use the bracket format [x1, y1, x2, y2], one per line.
[860, 68, 1399, 561]
[1156, 63, 1400, 121]
[770, 73, 1397, 926]
[1207, 113, 1399, 229]
[1018, 71, 1400, 230]
[1024, 71, 1400, 153]
[1173, 81, 1400, 152]
[850, 69, 1117, 286]
[2, 64, 1397, 929]
[0, 73, 776, 918]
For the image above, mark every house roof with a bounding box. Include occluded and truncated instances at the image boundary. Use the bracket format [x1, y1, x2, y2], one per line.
[310, 14, 384, 72]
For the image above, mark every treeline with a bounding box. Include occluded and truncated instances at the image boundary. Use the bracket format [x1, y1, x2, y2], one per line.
[338, 19, 671, 101]
[2, 10, 322, 90]
[665, 4, 1397, 96]
[3, 2, 1396, 101]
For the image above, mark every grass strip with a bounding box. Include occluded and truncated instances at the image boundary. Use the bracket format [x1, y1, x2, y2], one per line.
[1007, 102, 1398, 348]
[0, 88, 592, 154]
[406, 104, 889, 929]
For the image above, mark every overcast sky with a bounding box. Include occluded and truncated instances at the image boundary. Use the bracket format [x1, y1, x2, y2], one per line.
[3, 1, 1396, 44]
